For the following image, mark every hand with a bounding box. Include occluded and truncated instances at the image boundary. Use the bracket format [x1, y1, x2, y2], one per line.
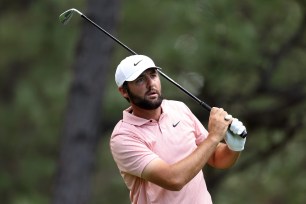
[208, 108, 232, 142]
[225, 118, 247, 151]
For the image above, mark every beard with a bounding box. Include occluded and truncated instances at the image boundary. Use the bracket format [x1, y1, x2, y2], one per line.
[127, 88, 163, 110]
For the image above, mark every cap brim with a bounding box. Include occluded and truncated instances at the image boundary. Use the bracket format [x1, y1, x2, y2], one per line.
[125, 67, 161, 82]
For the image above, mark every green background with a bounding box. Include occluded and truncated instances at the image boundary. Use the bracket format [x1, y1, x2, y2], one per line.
[1, 0, 305, 203]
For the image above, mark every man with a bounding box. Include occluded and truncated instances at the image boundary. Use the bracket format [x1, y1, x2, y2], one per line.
[110, 55, 246, 204]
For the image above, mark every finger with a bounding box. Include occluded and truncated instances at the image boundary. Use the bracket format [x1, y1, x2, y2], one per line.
[210, 107, 219, 114]
[224, 114, 233, 121]
[230, 119, 239, 132]
[231, 118, 240, 127]
[211, 107, 226, 119]
[230, 119, 245, 134]
[237, 125, 246, 135]
[230, 124, 238, 133]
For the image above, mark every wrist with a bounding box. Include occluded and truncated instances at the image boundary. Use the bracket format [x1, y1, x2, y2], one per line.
[206, 133, 221, 146]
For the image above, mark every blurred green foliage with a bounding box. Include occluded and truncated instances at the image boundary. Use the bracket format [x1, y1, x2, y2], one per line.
[0, 0, 84, 203]
[1, 0, 305, 203]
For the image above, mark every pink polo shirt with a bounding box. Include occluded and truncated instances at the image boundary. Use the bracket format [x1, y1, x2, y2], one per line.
[110, 100, 212, 204]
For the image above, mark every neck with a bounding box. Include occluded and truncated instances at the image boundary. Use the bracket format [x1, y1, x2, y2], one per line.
[131, 105, 162, 121]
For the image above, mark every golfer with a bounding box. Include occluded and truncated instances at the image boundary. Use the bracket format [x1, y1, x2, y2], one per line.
[110, 55, 247, 204]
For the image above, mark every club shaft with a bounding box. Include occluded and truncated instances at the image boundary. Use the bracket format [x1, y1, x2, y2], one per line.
[73, 10, 246, 138]
[81, 15, 136, 55]
[157, 71, 211, 111]
[80, 14, 212, 112]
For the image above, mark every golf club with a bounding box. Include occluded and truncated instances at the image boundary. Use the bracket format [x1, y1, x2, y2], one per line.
[59, 8, 247, 138]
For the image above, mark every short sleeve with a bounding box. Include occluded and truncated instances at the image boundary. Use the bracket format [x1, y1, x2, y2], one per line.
[192, 114, 208, 145]
[110, 131, 159, 178]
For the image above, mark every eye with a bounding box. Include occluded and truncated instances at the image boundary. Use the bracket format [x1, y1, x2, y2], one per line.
[150, 74, 156, 79]
[135, 76, 145, 84]
[150, 71, 158, 78]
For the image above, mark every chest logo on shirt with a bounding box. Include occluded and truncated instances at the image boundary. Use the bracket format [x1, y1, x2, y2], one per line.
[172, 121, 180, 127]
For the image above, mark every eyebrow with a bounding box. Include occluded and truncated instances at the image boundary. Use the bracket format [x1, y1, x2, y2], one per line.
[137, 68, 157, 78]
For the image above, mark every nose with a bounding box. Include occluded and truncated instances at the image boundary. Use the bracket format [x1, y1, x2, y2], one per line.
[145, 75, 154, 87]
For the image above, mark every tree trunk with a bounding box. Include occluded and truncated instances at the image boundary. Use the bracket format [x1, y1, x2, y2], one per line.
[52, 0, 120, 203]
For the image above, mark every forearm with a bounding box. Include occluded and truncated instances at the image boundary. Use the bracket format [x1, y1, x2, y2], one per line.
[142, 135, 220, 191]
[142, 107, 233, 190]
[208, 143, 241, 169]
[169, 136, 220, 188]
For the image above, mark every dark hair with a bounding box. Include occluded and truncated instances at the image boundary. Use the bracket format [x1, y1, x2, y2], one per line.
[122, 81, 130, 102]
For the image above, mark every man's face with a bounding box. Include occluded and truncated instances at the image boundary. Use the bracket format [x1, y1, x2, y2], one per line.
[125, 68, 163, 110]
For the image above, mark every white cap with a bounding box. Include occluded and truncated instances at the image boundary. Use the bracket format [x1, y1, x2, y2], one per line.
[115, 55, 161, 87]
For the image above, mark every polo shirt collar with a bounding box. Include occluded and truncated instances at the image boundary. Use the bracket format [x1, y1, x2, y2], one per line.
[122, 100, 168, 126]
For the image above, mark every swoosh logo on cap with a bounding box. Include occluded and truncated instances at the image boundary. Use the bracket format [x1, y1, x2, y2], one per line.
[134, 59, 143, 66]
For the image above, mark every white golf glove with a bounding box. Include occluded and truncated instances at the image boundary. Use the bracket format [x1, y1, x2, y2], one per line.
[225, 118, 247, 151]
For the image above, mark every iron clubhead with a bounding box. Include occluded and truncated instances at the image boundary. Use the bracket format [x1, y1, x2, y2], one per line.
[59, 8, 82, 25]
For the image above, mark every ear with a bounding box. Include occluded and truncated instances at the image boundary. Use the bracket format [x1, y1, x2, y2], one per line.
[118, 86, 129, 98]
